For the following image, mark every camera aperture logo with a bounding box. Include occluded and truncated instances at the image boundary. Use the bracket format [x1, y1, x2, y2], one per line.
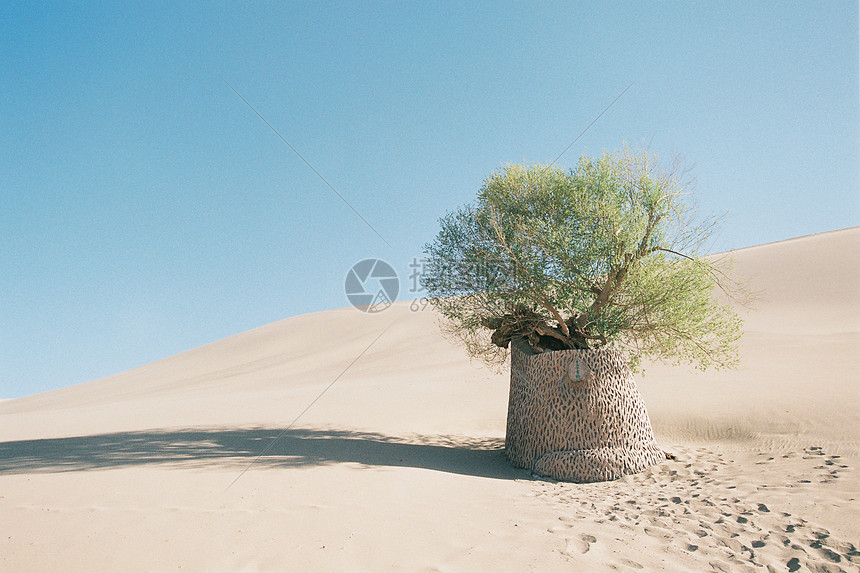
[345, 259, 399, 313]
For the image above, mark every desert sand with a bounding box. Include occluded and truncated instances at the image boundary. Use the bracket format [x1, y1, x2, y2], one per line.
[1, 227, 858, 572]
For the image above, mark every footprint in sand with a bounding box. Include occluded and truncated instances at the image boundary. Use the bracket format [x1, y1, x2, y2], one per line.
[564, 538, 589, 554]
[832, 539, 860, 563]
[565, 533, 597, 555]
[540, 446, 857, 572]
[708, 560, 733, 573]
[547, 524, 572, 534]
[806, 533, 847, 565]
[643, 526, 672, 540]
[618, 557, 644, 569]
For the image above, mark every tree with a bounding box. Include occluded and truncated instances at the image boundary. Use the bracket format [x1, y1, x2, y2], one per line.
[421, 148, 747, 372]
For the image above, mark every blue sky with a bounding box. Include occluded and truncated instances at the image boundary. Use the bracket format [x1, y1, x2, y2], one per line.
[2, 1, 858, 398]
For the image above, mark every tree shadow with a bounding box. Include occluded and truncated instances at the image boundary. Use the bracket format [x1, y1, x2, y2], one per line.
[0, 427, 527, 480]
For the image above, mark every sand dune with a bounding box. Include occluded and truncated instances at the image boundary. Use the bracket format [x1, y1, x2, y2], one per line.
[1, 228, 858, 572]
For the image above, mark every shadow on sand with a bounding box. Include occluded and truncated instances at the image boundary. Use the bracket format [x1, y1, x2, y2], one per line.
[0, 427, 526, 480]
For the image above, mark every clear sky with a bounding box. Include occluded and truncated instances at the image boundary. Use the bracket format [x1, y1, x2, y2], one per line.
[2, 2, 858, 398]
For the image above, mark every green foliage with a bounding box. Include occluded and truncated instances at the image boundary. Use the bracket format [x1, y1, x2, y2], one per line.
[422, 148, 746, 372]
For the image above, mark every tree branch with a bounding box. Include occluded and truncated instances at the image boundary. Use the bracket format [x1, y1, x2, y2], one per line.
[649, 247, 742, 299]
[485, 207, 571, 337]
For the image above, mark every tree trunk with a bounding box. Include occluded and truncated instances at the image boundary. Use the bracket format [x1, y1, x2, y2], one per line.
[505, 337, 665, 482]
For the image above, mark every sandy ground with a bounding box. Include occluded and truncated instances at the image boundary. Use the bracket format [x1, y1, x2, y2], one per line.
[1, 228, 858, 572]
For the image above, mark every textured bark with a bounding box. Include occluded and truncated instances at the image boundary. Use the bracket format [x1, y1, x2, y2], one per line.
[505, 338, 665, 482]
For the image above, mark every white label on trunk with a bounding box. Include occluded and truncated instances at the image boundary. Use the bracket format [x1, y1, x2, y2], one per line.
[568, 358, 591, 382]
